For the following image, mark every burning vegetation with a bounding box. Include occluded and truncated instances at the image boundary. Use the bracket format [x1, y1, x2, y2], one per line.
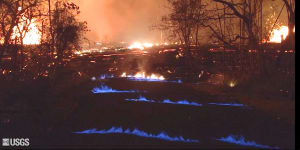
[267, 26, 295, 43]
[0, 0, 295, 149]
[0, 0, 295, 98]
[121, 72, 165, 81]
[11, 15, 41, 45]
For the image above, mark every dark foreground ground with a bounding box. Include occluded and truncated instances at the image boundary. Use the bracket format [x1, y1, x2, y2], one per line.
[0, 50, 295, 149]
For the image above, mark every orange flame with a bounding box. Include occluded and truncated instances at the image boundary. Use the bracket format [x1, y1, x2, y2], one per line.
[11, 12, 41, 45]
[121, 72, 165, 80]
[128, 42, 154, 50]
[268, 26, 288, 43]
[268, 26, 295, 43]
[128, 42, 144, 50]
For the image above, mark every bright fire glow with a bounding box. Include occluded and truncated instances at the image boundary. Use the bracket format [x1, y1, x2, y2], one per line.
[128, 42, 154, 50]
[128, 42, 145, 50]
[268, 26, 292, 43]
[143, 43, 153, 48]
[134, 72, 165, 80]
[11, 16, 41, 45]
[121, 72, 127, 77]
[74, 48, 104, 56]
[121, 72, 165, 81]
[229, 81, 236, 88]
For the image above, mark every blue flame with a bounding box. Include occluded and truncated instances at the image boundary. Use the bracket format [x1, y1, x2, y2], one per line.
[125, 96, 156, 103]
[162, 99, 203, 106]
[217, 135, 280, 149]
[96, 74, 182, 83]
[99, 74, 114, 80]
[125, 96, 202, 107]
[92, 84, 138, 94]
[127, 77, 164, 82]
[208, 103, 245, 107]
[73, 127, 199, 143]
[125, 77, 182, 83]
[125, 96, 247, 108]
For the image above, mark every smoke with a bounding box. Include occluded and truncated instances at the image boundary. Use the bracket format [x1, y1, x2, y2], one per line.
[71, 0, 168, 43]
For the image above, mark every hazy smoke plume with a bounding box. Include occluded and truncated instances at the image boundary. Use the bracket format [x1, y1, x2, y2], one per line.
[72, 0, 168, 43]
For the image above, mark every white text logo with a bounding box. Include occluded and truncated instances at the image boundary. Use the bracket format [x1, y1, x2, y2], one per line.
[2, 138, 30, 147]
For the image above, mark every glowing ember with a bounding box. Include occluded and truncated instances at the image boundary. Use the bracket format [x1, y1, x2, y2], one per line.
[74, 49, 103, 55]
[229, 81, 236, 88]
[268, 26, 293, 43]
[121, 72, 127, 77]
[11, 14, 41, 45]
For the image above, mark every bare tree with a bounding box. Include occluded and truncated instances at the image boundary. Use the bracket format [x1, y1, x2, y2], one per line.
[0, 0, 40, 67]
[157, 0, 208, 59]
[282, 0, 295, 49]
[0, 0, 88, 79]
[207, 0, 262, 50]
[0, 0, 38, 62]
[51, 1, 88, 65]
